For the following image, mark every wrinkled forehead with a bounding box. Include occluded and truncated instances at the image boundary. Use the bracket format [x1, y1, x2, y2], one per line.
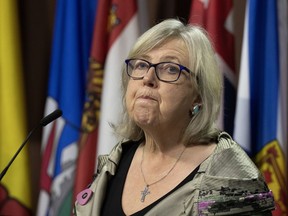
[139, 40, 189, 67]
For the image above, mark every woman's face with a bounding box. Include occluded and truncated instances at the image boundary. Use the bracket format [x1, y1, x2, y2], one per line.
[125, 38, 197, 131]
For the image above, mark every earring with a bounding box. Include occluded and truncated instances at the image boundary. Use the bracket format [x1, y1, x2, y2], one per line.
[191, 105, 200, 116]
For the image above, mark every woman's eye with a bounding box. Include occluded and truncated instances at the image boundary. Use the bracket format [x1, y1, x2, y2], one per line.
[135, 62, 148, 70]
[163, 64, 179, 74]
[168, 66, 178, 73]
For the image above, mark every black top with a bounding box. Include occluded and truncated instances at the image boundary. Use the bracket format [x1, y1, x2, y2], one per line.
[101, 141, 199, 216]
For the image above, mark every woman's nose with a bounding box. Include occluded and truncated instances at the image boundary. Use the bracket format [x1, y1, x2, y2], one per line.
[143, 67, 158, 87]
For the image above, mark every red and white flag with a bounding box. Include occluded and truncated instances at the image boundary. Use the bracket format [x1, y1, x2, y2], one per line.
[189, 0, 236, 133]
[73, 0, 141, 198]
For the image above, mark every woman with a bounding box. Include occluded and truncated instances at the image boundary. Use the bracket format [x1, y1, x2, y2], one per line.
[74, 19, 274, 215]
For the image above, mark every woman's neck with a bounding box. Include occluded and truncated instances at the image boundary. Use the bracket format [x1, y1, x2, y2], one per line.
[143, 133, 185, 156]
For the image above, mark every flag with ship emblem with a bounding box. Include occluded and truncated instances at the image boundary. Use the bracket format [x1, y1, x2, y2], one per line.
[36, 0, 96, 215]
[189, 0, 237, 133]
[73, 0, 140, 198]
[234, 0, 287, 215]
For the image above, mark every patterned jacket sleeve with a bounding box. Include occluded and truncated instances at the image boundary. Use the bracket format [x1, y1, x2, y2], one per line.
[196, 132, 275, 215]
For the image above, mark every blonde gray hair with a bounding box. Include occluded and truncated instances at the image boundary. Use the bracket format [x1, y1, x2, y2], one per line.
[114, 19, 222, 145]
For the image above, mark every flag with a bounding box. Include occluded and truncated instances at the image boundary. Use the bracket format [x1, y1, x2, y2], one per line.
[73, 0, 140, 197]
[234, 0, 288, 215]
[0, 1, 32, 215]
[189, 0, 237, 134]
[96, 0, 140, 155]
[36, 0, 96, 215]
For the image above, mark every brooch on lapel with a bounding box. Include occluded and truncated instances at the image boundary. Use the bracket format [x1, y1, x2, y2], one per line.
[77, 188, 94, 206]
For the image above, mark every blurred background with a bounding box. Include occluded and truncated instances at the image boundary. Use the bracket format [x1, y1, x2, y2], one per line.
[0, 0, 287, 215]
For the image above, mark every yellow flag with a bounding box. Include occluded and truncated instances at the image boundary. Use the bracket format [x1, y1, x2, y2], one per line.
[0, 0, 32, 215]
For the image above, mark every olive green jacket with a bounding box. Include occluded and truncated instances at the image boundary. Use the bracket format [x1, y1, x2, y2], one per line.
[74, 132, 274, 216]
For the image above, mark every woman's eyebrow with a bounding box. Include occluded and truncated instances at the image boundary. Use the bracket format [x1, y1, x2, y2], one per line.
[138, 55, 181, 63]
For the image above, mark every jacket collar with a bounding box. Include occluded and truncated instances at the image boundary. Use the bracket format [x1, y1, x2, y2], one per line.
[97, 139, 142, 176]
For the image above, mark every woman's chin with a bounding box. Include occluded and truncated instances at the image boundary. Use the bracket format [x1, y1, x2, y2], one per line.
[135, 118, 152, 126]
[134, 116, 157, 128]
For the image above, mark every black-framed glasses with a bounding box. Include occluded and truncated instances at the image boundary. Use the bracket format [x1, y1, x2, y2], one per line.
[125, 58, 192, 83]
